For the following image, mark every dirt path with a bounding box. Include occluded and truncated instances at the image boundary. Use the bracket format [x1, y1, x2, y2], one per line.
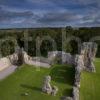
[0, 60, 50, 80]
[0, 65, 17, 80]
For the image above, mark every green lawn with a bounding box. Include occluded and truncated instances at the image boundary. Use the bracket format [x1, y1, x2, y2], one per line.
[0, 64, 75, 100]
[80, 58, 100, 100]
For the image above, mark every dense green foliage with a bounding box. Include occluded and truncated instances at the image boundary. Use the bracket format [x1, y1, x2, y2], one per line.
[80, 58, 100, 100]
[0, 27, 100, 57]
[0, 64, 74, 100]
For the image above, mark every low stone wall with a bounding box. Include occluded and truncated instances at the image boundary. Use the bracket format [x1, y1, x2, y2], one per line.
[33, 57, 51, 64]
[0, 56, 12, 71]
[0, 53, 19, 71]
[23, 52, 51, 68]
[0, 51, 51, 69]
[72, 86, 79, 100]
[48, 51, 74, 65]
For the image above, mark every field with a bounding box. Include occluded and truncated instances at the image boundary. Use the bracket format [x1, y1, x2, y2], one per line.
[80, 58, 100, 100]
[0, 64, 74, 100]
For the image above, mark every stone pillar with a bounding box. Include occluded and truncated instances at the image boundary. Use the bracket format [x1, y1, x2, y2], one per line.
[42, 75, 52, 94]
[80, 42, 97, 72]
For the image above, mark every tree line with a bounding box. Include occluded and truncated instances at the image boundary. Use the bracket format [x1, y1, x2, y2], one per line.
[0, 27, 100, 57]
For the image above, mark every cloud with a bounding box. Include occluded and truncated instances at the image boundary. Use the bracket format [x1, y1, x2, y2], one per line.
[0, 0, 100, 28]
[37, 11, 81, 24]
[78, 20, 100, 27]
[0, 6, 34, 23]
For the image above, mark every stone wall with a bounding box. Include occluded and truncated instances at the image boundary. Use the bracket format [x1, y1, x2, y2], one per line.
[72, 55, 84, 100]
[0, 50, 51, 72]
[59, 42, 97, 100]
[48, 51, 74, 65]
[23, 51, 51, 68]
[80, 42, 97, 72]
[0, 56, 12, 71]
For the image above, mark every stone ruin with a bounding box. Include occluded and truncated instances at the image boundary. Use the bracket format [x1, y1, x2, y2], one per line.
[42, 75, 58, 96]
[48, 51, 74, 65]
[72, 42, 97, 100]
[48, 42, 97, 100]
[8, 46, 25, 66]
[7, 42, 97, 100]
[2, 42, 97, 100]
[74, 54, 84, 88]
[16, 47, 24, 65]
[42, 75, 52, 94]
[48, 42, 97, 73]
[62, 55, 83, 100]
[72, 55, 84, 100]
[80, 42, 97, 72]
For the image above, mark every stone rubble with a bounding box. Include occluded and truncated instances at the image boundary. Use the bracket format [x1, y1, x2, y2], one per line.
[42, 75, 58, 96]
[42, 75, 52, 94]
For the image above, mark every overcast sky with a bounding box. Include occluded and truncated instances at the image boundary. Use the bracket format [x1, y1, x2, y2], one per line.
[0, 0, 100, 28]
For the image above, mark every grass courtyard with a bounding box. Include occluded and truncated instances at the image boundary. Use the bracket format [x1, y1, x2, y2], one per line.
[0, 58, 100, 100]
[80, 58, 100, 100]
[0, 64, 75, 100]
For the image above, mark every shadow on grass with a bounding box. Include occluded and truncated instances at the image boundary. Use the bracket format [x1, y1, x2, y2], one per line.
[50, 65, 75, 85]
[20, 84, 41, 92]
[62, 88, 73, 97]
[50, 65, 74, 97]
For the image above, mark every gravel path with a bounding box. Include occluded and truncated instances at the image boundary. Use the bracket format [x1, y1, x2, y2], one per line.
[26, 60, 51, 68]
[0, 65, 17, 80]
[0, 60, 50, 80]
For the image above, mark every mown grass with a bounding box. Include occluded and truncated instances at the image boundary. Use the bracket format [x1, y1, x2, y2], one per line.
[0, 64, 75, 100]
[80, 58, 100, 100]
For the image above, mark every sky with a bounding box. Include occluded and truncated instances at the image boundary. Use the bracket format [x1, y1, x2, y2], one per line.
[0, 0, 100, 28]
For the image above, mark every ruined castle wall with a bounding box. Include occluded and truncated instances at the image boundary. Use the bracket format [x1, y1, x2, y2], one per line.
[0, 56, 12, 71]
